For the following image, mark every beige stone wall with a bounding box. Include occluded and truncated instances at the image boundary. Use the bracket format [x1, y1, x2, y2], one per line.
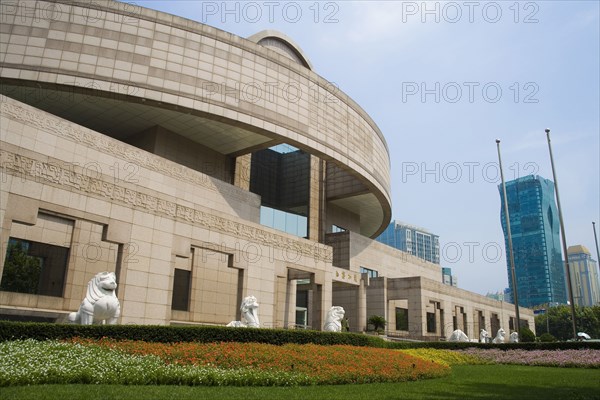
[326, 231, 442, 282]
[127, 126, 234, 183]
[325, 203, 360, 234]
[386, 277, 535, 340]
[0, 97, 333, 325]
[326, 231, 535, 338]
[332, 283, 358, 331]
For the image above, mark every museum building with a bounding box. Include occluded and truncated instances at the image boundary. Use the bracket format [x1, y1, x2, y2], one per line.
[0, 0, 533, 339]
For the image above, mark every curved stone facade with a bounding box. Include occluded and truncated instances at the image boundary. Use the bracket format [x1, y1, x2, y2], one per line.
[0, 0, 391, 238]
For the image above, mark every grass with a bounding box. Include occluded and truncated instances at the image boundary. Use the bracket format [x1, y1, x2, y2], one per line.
[2, 365, 599, 400]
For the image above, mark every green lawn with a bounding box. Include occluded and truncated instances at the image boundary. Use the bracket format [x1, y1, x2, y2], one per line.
[2, 365, 599, 400]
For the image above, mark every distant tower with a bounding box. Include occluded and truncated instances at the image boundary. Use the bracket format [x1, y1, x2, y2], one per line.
[376, 220, 440, 264]
[567, 245, 600, 306]
[499, 175, 567, 307]
[442, 267, 457, 286]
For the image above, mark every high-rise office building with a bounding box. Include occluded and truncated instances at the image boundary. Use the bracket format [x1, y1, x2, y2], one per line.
[376, 221, 440, 264]
[485, 290, 506, 302]
[499, 175, 567, 308]
[442, 267, 457, 286]
[568, 245, 600, 306]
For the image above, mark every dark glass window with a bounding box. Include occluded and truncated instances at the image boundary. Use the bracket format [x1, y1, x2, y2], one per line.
[395, 307, 408, 331]
[250, 145, 310, 238]
[171, 268, 191, 311]
[360, 267, 378, 278]
[426, 312, 436, 333]
[1, 238, 69, 297]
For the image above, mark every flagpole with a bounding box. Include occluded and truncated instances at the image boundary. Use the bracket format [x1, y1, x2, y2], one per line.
[545, 129, 577, 340]
[496, 139, 520, 336]
[593, 222, 600, 276]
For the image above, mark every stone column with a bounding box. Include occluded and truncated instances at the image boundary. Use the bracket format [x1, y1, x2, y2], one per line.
[307, 155, 325, 242]
[234, 154, 251, 190]
[285, 279, 297, 328]
[441, 300, 453, 338]
[358, 276, 368, 332]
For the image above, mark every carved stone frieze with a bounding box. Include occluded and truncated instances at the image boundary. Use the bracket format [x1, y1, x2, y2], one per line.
[0, 101, 259, 208]
[0, 149, 332, 262]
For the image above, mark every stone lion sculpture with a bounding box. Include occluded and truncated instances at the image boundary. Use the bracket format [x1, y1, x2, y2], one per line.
[68, 271, 120, 325]
[480, 329, 490, 343]
[323, 306, 345, 332]
[492, 328, 506, 343]
[227, 295, 260, 328]
[448, 329, 469, 342]
[509, 331, 519, 343]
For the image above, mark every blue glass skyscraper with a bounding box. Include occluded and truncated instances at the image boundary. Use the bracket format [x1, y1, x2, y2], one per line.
[376, 221, 440, 264]
[499, 175, 567, 307]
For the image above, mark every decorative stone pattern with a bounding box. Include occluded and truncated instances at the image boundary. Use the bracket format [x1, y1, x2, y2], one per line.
[333, 267, 360, 285]
[0, 101, 255, 206]
[0, 148, 332, 262]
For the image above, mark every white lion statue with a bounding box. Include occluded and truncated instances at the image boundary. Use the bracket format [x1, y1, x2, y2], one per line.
[509, 331, 519, 343]
[227, 295, 260, 328]
[323, 306, 345, 332]
[480, 329, 490, 343]
[448, 329, 469, 342]
[492, 328, 506, 343]
[68, 271, 120, 325]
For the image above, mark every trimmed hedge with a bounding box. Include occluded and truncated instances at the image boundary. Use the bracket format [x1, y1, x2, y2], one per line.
[386, 340, 600, 351]
[0, 321, 386, 347]
[1, 321, 599, 350]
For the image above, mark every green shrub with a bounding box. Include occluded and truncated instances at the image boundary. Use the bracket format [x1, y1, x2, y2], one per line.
[538, 333, 557, 342]
[367, 315, 386, 332]
[0, 321, 387, 347]
[520, 326, 536, 343]
[2, 321, 599, 351]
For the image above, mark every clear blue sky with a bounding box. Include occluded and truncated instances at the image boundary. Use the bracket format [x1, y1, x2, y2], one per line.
[136, 1, 600, 296]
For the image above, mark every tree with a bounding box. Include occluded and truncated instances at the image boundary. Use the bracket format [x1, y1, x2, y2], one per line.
[535, 305, 600, 341]
[367, 315, 386, 332]
[0, 241, 41, 294]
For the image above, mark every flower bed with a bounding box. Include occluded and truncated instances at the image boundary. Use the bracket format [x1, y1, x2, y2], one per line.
[71, 338, 450, 384]
[0, 339, 450, 387]
[459, 348, 600, 368]
[399, 348, 490, 366]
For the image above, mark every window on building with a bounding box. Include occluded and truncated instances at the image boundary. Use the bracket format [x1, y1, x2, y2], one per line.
[331, 224, 346, 233]
[260, 206, 307, 238]
[251, 144, 310, 238]
[395, 307, 409, 331]
[491, 313, 501, 335]
[360, 267, 378, 278]
[426, 312, 437, 333]
[171, 268, 191, 311]
[1, 238, 69, 297]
